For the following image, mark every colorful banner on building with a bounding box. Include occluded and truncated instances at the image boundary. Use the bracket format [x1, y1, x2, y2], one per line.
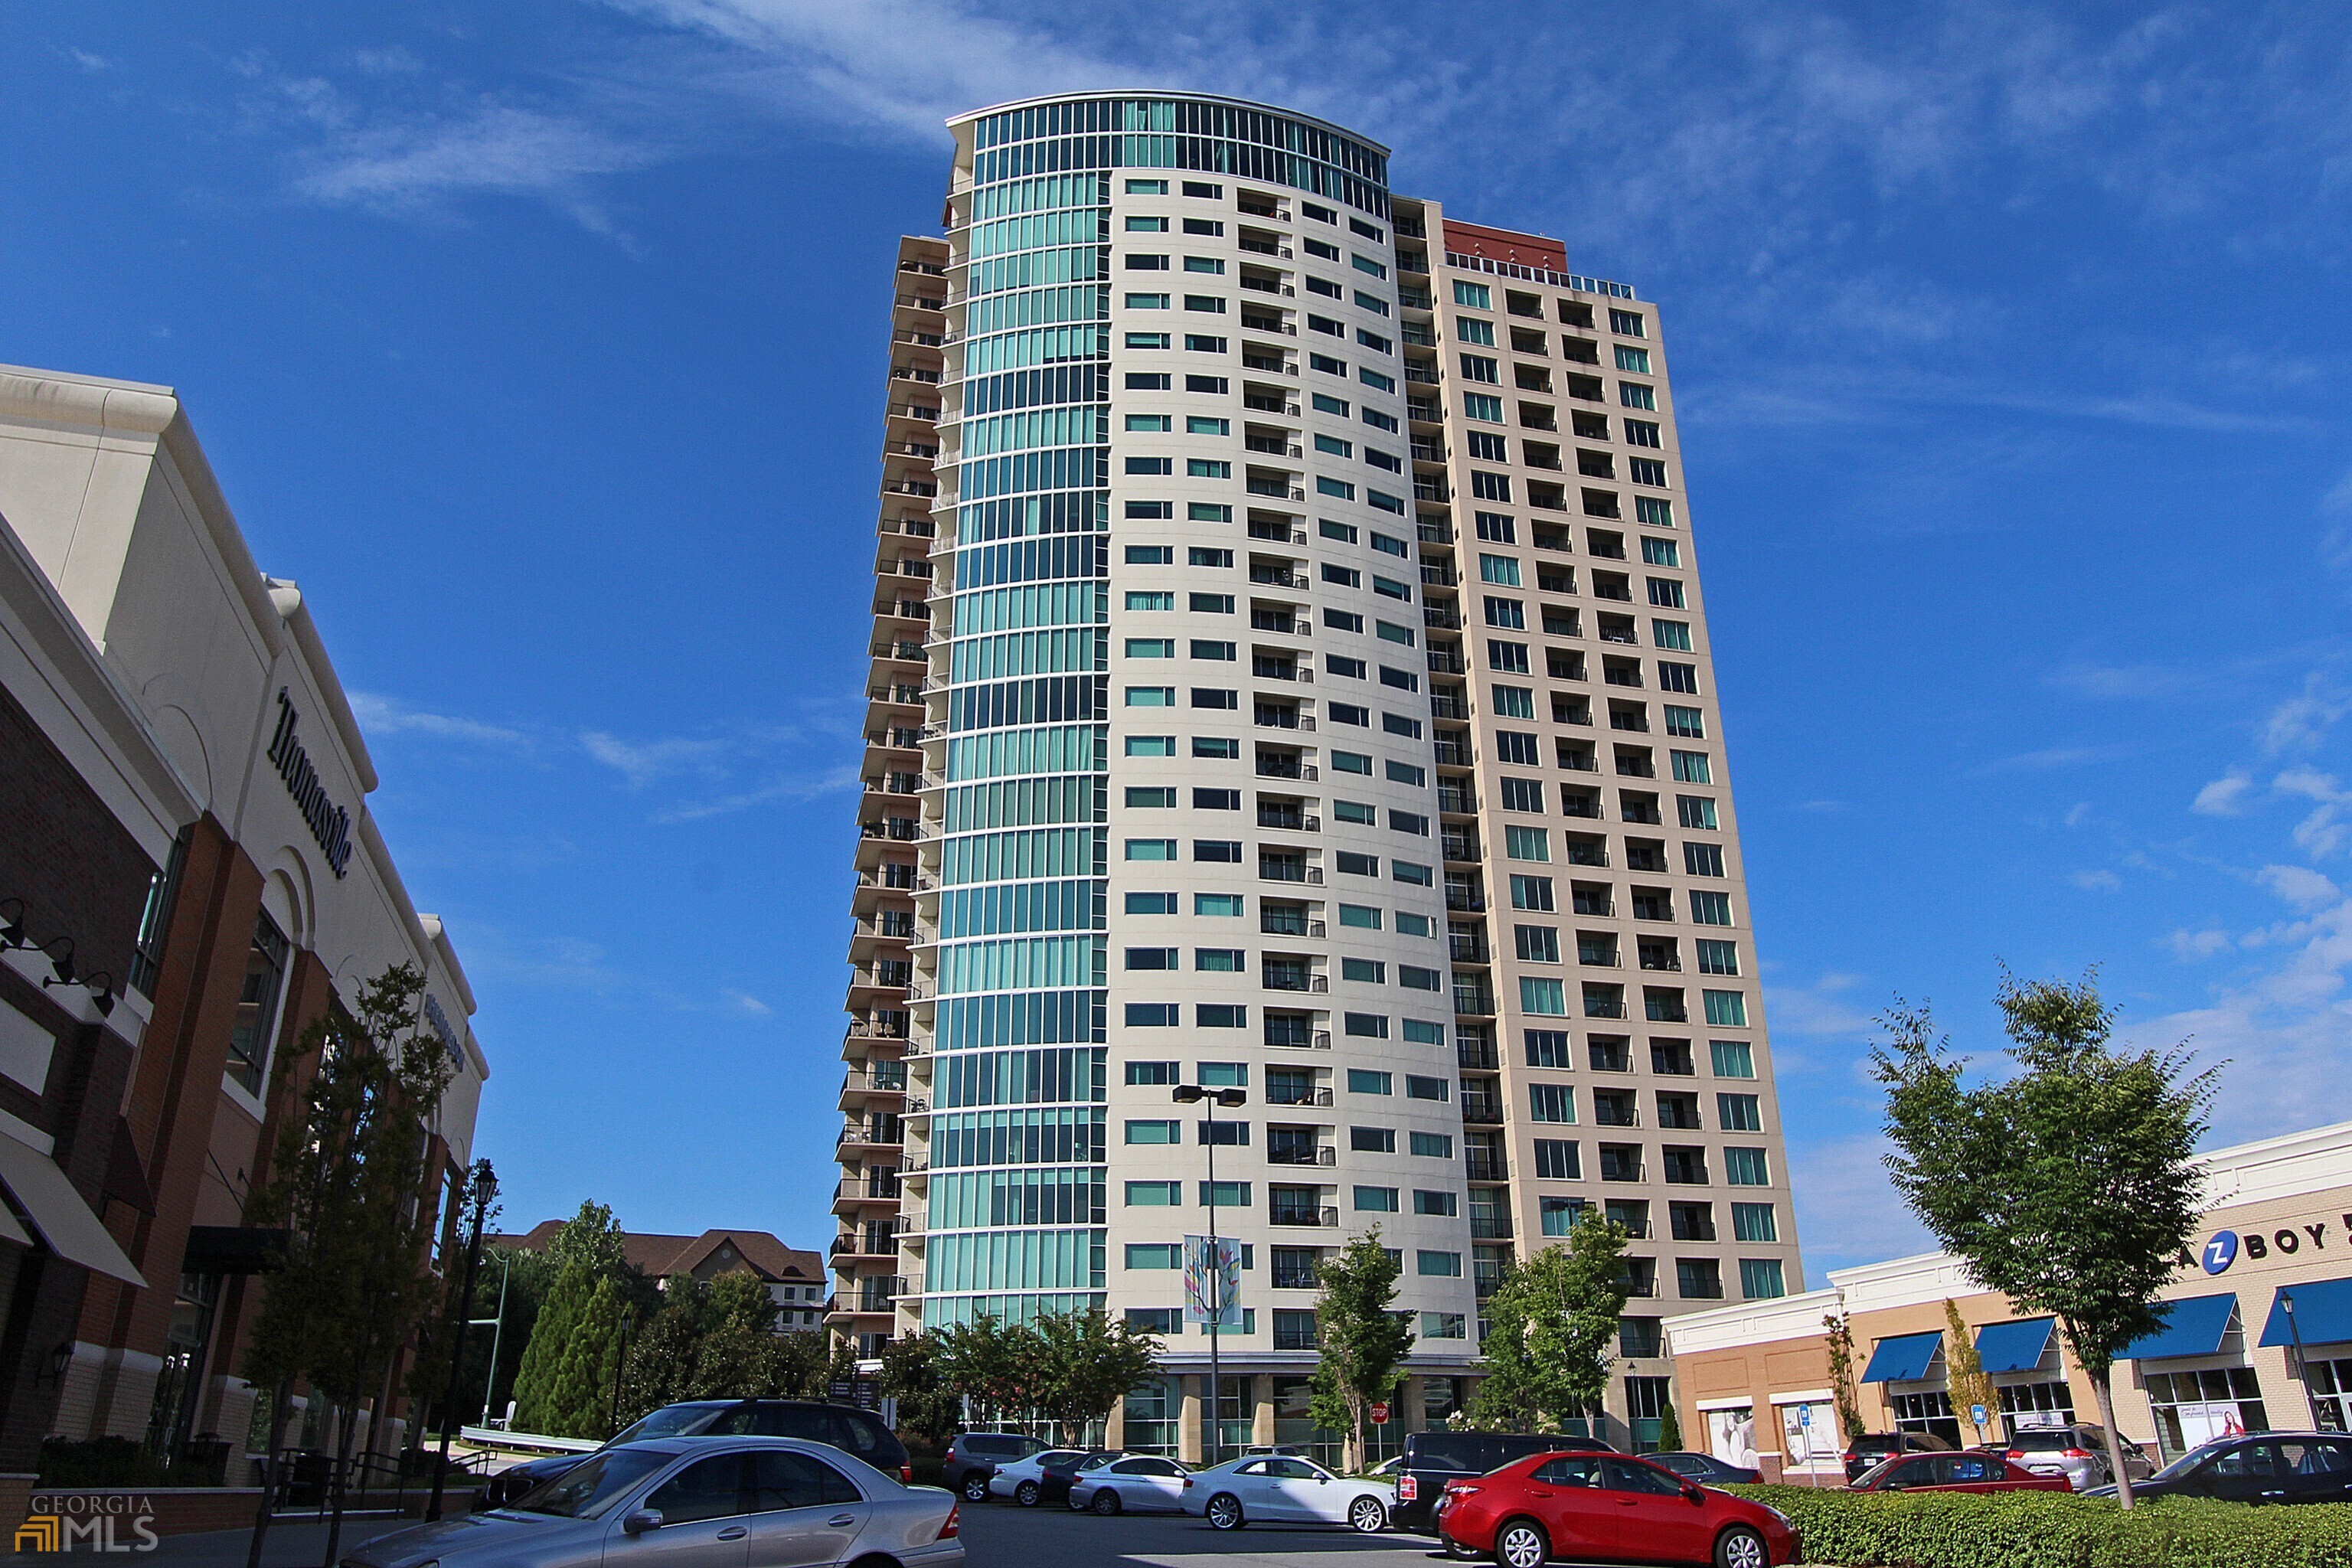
[1183, 1235, 1243, 1326]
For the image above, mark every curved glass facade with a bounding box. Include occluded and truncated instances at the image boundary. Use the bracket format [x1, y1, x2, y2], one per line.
[968, 96, 1389, 217]
[921, 162, 1112, 1328]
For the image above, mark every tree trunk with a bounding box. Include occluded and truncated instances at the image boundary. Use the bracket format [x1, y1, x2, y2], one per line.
[323, 1390, 364, 1568]
[245, 1380, 292, 1568]
[2083, 1364, 2135, 1511]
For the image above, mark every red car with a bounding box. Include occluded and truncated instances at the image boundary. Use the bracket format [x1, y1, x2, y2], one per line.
[1435, 1450, 1797, 1568]
[1848, 1450, 2071, 1494]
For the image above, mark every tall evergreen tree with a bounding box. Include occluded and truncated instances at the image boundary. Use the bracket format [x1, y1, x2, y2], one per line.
[1874, 973, 2216, 1508]
[1308, 1231, 1416, 1472]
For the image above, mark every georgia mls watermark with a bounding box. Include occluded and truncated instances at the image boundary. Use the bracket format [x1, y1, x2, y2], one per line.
[12, 1494, 160, 1552]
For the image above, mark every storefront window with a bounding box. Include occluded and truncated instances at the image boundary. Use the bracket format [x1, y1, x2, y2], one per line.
[1705, 1406, 1756, 1468]
[1776, 1400, 1838, 1472]
[1122, 1376, 1181, 1455]
[2303, 1359, 2352, 1433]
[1998, 1380, 2076, 1430]
[2143, 1367, 2268, 1460]
[1890, 1388, 1962, 1449]
[145, 1272, 222, 1465]
[1421, 1376, 1463, 1429]
[1272, 1377, 1344, 1468]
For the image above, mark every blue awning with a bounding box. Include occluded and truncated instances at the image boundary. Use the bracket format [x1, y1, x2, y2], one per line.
[1860, 1330, 1944, 1383]
[1974, 1317, 2056, 1374]
[2118, 1294, 2237, 1361]
[2259, 1276, 2352, 1349]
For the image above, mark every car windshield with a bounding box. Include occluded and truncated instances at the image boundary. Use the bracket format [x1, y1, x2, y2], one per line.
[610, 1406, 725, 1445]
[2151, 1441, 2233, 1482]
[508, 1450, 672, 1518]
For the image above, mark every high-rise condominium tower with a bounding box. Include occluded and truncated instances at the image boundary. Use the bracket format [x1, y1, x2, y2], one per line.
[833, 93, 1802, 1460]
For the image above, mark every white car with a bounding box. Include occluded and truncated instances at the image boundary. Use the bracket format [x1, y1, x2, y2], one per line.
[1067, 1454, 1191, 1514]
[985, 1449, 1085, 1506]
[1181, 1454, 1394, 1532]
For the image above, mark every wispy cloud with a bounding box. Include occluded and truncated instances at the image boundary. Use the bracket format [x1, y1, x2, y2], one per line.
[1971, 743, 2133, 776]
[580, 730, 737, 787]
[2194, 770, 2253, 815]
[2069, 868, 2123, 892]
[293, 105, 659, 233]
[652, 763, 862, 823]
[351, 691, 531, 749]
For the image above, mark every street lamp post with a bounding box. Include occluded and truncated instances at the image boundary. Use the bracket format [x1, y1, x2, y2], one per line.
[1174, 1084, 1246, 1467]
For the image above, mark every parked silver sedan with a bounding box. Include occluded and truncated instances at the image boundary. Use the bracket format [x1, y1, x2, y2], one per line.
[341, 1437, 961, 1568]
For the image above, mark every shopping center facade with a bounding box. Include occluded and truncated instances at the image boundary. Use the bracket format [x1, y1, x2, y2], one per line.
[1666, 1118, 2352, 1478]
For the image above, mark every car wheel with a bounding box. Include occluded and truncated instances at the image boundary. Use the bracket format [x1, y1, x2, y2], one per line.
[1205, 1492, 1244, 1530]
[961, 1474, 990, 1502]
[1348, 1496, 1387, 1533]
[1092, 1490, 1122, 1516]
[1715, 1526, 1768, 1568]
[1494, 1517, 1549, 1568]
[1015, 1480, 1042, 1508]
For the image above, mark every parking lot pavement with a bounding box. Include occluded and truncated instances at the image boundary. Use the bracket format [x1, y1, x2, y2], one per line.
[959, 1498, 1452, 1568]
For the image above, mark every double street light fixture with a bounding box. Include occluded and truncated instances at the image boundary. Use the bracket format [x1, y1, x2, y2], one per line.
[1173, 1084, 1246, 1465]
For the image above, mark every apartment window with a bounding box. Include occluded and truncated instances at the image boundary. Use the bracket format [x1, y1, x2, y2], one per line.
[1615, 345, 1651, 373]
[1724, 1147, 1771, 1186]
[1525, 1028, 1571, 1067]
[1719, 1093, 1762, 1132]
[1127, 786, 1176, 806]
[1732, 1202, 1779, 1243]
[1126, 332, 1173, 349]
[1187, 375, 1228, 393]
[1620, 382, 1655, 410]
[1509, 874, 1555, 911]
[1516, 926, 1560, 964]
[1127, 893, 1177, 915]
[1478, 551, 1523, 586]
[1462, 354, 1500, 384]
[1346, 1013, 1390, 1038]
[1184, 256, 1226, 274]
[1406, 1074, 1449, 1101]
[1417, 1250, 1462, 1277]
[1126, 947, 1178, 971]
[1200, 1181, 1250, 1206]
[1500, 778, 1544, 813]
[1192, 640, 1236, 662]
[1355, 1185, 1399, 1211]
[1472, 471, 1512, 502]
[1126, 1004, 1178, 1027]
[1127, 1181, 1181, 1206]
[1191, 593, 1235, 613]
[1411, 1131, 1454, 1158]
[1492, 686, 1534, 717]
[1677, 1259, 1724, 1300]
[1626, 419, 1663, 448]
[1127, 591, 1174, 610]
[1520, 977, 1568, 1016]
[1534, 1139, 1581, 1180]
[1127, 254, 1170, 270]
[1690, 890, 1733, 926]
[1199, 1119, 1249, 1146]
[1704, 990, 1748, 1027]
[1697, 939, 1739, 976]
[1185, 335, 1228, 354]
[1414, 1189, 1459, 1216]
[1530, 1084, 1576, 1123]
[1127, 1120, 1180, 1145]
[1195, 949, 1246, 973]
[1274, 1310, 1320, 1349]
[1423, 1312, 1468, 1340]
[1464, 393, 1504, 422]
[1352, 1126, 1396, 1153]
[1676, 793, 1717, 829]
[1637, 496, 1675, 528]
[1454, 280, 1493, 309]
[1654, 619, 1692, 652]
[1127, 373, 1171, 389]
[1670, 750, 1711, 783]
[1710, 1040, 1756, 1078]
[1684, 843, 1725, 877]
[1196, 893, 1244, 916]
[1661, 1147, 1709, 1184]
[1348, 1069, 1393, 1095]
[1609, 309, 1646, 338]
[1496, 731, 1540, 764]
[1475, 511, 1516, 543]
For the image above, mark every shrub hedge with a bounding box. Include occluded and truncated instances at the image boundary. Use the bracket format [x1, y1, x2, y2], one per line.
[1726, 1482, 2352, 1568]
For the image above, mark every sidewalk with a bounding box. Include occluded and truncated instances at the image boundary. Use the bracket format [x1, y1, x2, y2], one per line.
[8, 1517, 420, 1568]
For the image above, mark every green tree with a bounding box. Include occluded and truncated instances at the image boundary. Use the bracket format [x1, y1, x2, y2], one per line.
[878, 1334, 962, 1450]
[1020, 1311, 1161, 1446]
[242, 963, 453, 1568]
[619, 1276, 711, 1422]
[1823, 1313, 1866, 1442]
[763, 1331, 831, 1400]
[933, 1314, 1027, 1425]
[512, 1265, 629, 1438]
[1942, 1298, 1999, 1446]
[1468, 1214, 1629, 1436]
[1873, 973, 2217, 1509]
[1308, 1231, 1416, 1472]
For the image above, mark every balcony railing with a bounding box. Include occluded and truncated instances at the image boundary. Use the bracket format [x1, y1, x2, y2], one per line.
[1267, 1146, 1337, 1167]
[1270, 1206, 1341, 1228]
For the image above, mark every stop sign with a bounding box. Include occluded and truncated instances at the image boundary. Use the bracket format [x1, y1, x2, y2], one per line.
[1370, 1401, 1391, 1425]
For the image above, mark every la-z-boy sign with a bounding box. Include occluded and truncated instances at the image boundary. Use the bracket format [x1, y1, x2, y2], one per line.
[2200, 1216, 2352, 1273]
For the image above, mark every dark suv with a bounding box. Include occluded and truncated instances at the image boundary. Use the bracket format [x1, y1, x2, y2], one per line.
[1393, 1430, 1615, 1531]
[481, 1400, 908, 1507]
[943, 1432, 1050, 1502]
[1841, 1431, 1951, 1482]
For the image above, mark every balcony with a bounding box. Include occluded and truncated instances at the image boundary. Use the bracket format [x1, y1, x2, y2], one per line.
[1270, 1206, 1341, 1229]
[1246, 436, 1305, 459]
[1465, 1152, 1509, 1183]
[1448, 933, 1491, 963]
[1457, 1037, 1500, 1071]
[1452, 985, 1496, 1017]
[1469, 1214, 1514, 1241]
[1404, 364, 1441, 385]
[1266, 1086, 1333, 1107]
[1460, 1095, 1504, 1125]
[1413, 482, 1452, 505]
[1444, 887, 1486, 913]
[1267, 1145, 1337, 1167]
[1246, 479, 1306, 501]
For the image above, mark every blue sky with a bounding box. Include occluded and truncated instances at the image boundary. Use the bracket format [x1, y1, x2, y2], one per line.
[5, 2, 2349, 1278]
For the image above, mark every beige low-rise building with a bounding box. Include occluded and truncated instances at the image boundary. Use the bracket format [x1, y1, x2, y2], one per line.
[1666, 1119, 2352, 1478]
